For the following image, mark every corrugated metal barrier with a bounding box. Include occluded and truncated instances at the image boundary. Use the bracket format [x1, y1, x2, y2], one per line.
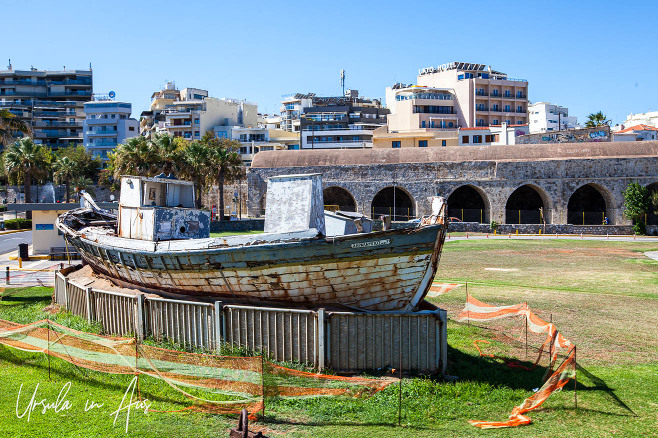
[54, 271, 447, 374]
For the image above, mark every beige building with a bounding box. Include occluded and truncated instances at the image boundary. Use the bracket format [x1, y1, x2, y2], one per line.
[165, 97, 257, 140]
[416, 62, 528, 128]
[372, 126, 458, 148]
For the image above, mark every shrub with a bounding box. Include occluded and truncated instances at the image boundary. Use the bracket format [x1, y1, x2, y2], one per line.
[632, 221, 646, 235]
[4, 218, 31, 230]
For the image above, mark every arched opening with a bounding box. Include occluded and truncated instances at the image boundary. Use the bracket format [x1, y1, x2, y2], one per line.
[447, 185, 488, 223]
[371, 187, 415, 221]
[323, 186, 356, 212]
[567, 184, 608, 225]
[646, 183, 658, 226]
[505, 185, 546, 224]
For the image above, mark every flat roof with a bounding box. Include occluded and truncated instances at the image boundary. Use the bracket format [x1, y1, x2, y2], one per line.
[122, 175, 195, 186]
[251, 140, 658, 168]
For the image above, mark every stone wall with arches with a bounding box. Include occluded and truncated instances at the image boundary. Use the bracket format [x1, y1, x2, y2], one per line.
[247, 142, 658, 226]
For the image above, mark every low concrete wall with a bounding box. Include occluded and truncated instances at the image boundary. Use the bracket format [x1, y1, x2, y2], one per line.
[448, 222, 636, 235]
[210, 219, 265, 233]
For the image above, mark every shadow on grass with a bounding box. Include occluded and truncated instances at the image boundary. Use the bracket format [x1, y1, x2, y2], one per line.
[0, 346, 213, 407]
[447, 345, 637, 418]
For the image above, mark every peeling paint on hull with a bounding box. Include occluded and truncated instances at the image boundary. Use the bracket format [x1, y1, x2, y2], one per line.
[62, 225, 446, 311]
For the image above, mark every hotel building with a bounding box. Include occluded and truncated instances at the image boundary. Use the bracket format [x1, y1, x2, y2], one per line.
[0, 65, 92, 149]
[83, 101, 139, 163]
[416, 62, 528, 128]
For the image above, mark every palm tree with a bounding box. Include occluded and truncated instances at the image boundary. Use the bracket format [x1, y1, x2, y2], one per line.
[72, 176, 95, 201]
[150, 133, 182, 176]
[180, 140, 211, 208]
[0, 109, 31, 147]
[53, 155, 77, 202]
[584, 111, 611, 127]
[203, 132, 243, 220]
[112, 136, 155, 180]
[4, 137, 50, 218]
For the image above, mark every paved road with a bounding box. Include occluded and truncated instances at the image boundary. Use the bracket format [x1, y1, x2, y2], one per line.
[0, 231, 32, 255]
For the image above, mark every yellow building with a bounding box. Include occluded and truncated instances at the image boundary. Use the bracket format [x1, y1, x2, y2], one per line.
[372, 126, 458, 148]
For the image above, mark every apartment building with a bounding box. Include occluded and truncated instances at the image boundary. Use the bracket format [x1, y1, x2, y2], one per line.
[228, 127, 298, 165]
[620, 111, 658, 129]
[528, 102, 578, 133]
[296, 90, 388, 149]
[140, 82, 184, 135]
[280, 94, 314, 132]
[0, 65, 92, 149]
[416, 62, 528, 128]
[258, 114, 282, 129]
[164, 96, 257, 140]
[83, 100, 139, 163]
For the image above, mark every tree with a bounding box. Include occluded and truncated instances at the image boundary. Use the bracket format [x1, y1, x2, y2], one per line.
[584, 111, 611, 127]
[111, 136, 156, 180]
[57, 145, 102, 181]
[72, 176, 95, 201]
[0, 109, 31, 147]
[623, 182, 650, 234]
[4, 138, 50, 218]
[179, 139, 212, 208]
[204, 132, 243, 220]
[53, 156, 77, 202]
[651, 190, 658, 215]
[151, 132, 184, 176]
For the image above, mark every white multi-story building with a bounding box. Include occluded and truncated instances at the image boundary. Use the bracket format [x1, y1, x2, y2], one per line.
[83, 100, 139, 163]
[280, 94, 314, 132]
[620, 111, 658, 129]
[528, 102, 578, 133]
[164, 97, 257, 140]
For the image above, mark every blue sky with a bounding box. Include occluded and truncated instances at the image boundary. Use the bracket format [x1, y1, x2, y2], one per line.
[3, 0, 657, 124]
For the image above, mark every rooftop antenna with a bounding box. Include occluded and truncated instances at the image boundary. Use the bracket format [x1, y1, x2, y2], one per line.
[7, 59, 11, 70]
[340, 69, 345, 96]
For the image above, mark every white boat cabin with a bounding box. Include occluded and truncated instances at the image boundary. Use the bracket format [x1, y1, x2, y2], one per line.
[118, 175, 210, 241]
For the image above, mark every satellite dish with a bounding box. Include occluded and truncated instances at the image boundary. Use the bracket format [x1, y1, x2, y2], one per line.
[108, 91, 116, 99]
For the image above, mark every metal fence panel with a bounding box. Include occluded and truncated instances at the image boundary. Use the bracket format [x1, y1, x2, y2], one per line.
[326, 311, 443, 373]
[223, 305, 317, 364]
[92, 289, 136, 335]
[145, 297, 215, 350]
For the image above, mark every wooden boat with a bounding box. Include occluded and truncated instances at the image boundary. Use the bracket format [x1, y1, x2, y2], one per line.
[56, 174, 447, 311]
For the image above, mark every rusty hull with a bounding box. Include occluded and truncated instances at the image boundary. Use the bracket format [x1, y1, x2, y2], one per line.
[57, 221, 446, 312]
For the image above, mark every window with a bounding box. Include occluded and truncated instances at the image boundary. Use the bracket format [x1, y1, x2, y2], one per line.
[442, 140, 446, 146]
[194, 118, 200, 124]
[419, 140, 428, 147]
[421, 120, 426, 128]
[392, 141, 401, 148]
[493, 119, 499, 125]
[492, 104, 499, 111]
[448, 122, 454, 128]
[458, 74, 464, 80]
[504, 105, 511, 112]
[517, 106, 523, 113]
[492, 89, 499, 96]
[462, 136, 469, 144]
[485, 134, 494, 142]
[517, 121, 523, 125]
[129, 127, 135, 131]
[111, 114, 116, 119]
[473, 135, 482, 144]
[195, 131, 200, 137]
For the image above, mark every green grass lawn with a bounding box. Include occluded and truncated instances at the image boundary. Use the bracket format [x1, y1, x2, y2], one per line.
[0, 238, 656, 436]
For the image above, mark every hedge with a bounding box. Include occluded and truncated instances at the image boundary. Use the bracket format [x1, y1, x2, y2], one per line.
[4, 218, 31, 230]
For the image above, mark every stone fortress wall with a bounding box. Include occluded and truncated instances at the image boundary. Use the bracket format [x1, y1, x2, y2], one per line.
[247, 141, 658, 227]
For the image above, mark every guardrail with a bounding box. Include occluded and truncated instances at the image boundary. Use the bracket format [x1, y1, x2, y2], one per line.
[54, 271, 447, 373]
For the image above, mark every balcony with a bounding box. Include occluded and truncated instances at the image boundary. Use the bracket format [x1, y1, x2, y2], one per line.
[34, 130, 76, 138]
[34, 121, 80, 128]
[0, 79, 47, 86]
[49, 78, 92, 86]
[86, 129, 117, 136]
[87, 141, 118, 147]
[475, 91, 488, 96]
[164, 122, 193, 129]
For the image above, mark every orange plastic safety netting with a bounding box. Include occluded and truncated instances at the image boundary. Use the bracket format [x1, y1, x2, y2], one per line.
[457, 294, 577, 429]
[0, 319, 393, 417]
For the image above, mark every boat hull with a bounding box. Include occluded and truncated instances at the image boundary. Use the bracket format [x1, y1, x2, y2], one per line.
[62, 225, 446, 311]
